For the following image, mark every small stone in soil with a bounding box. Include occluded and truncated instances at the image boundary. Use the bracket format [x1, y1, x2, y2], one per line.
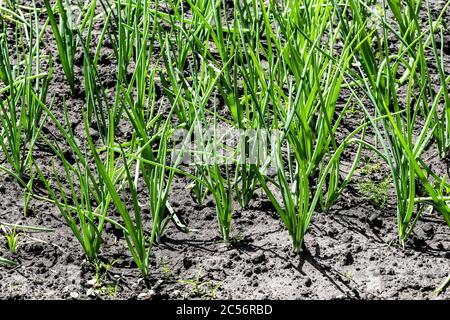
[251, 251, 266, 264]
[87, 278, 97, 286]
[326, 227, 339, 237]
[342, 251, 354, 266]
[321, 262, 331, 270]
[368, 214, 383, 228]
[421, 224, 434, 237]
[90, 129, 100, 141]
[183, 256, 193, 269]
[412, 236, 426, 247]
[342, 234, 353, 242]
[63, 149, 76, 165]
[70, 291, 79, 299]
[204, 211, 213, 220]
[223, 260, 233, 268]
[87, 288, 96, 297]
[304, 277, 312, 287]
[171, 201, 180, 208]
[137, 290, 156, 300]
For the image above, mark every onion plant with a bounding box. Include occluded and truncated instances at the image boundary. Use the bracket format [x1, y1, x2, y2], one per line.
[1, 225, 19, 254]
[159, 0, 263, 208]
[41, 100, 171, 277]
[124, 114, 185, 243]
[208, 163, 233, 243]
[4, 0, 450, 279]
[0, 19, 50, 180]
[248, 0, 358, 252]
[0, 9, 51, 216]
[334, 0, 450, 245]
[82, 0, 112, 143]
[424, 0, 450, 157]
[85, 110, 157, 277]
[157, 0, 224, 127]
[35, 100, 116, 265]
[435, 274, 450, 296]
[194, 116, 234, 243]
[117, 0, 189, 242]
[44, 0, 76, 93]
[0, 256, 15, 266]
[384, 0, 450, 157]
[226, 0, 266, 208]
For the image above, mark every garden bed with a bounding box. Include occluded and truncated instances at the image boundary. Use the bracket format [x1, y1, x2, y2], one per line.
[0, 0, 449, 299]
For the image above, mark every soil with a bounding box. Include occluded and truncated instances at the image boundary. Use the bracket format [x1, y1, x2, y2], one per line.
[0, 0, 449, 300]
